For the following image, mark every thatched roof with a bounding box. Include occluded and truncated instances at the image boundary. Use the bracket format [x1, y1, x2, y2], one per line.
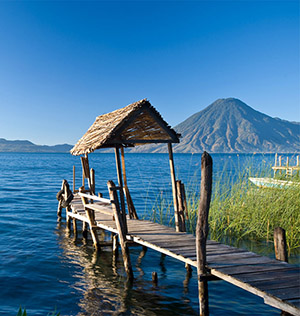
[71, 99, 180, 156]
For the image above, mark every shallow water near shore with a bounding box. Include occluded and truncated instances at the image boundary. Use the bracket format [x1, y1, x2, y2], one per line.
[0, 152, 299, 315]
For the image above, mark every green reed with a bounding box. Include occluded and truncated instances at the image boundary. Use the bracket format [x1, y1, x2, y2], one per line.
[148, 158, 300, 253]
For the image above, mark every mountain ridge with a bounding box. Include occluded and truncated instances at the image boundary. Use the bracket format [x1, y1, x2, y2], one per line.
[0, 138, 73, 153]
[1, 98, 299, 153]
[130, 98, 300, 153]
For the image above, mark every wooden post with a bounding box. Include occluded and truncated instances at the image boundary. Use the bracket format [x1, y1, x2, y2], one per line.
[168, 143, 180, 232]
[176, 180, 186, 232]
[274, 227, 288, 263]
[274, 228, 291, 316]
[181, 182, 188, 220]
[79, 187, 100, 250]
[114, 147, 127, 228]
[196, 151, 213, 316]
[73, 218, 78, 239]
[120, 147, 138, 219]
[90, 168, 95, 194]
[82, 221, 88, 239]
[57, 179, 66, 218]
[152, 271, 158, 285]
[108, 180, 133, 281]
[73, 165, 76, 193]
[112, 233, 119, 266]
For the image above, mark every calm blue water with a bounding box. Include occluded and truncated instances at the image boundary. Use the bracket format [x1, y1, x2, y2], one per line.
[0, 153, 298, 315]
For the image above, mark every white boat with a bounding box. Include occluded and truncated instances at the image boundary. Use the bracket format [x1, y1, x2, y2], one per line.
[249, 177, 299, 188]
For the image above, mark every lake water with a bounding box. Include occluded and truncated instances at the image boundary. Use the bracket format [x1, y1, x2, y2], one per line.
[0, 152, 299, 315]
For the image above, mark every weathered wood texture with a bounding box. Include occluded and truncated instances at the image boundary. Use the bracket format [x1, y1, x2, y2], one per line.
[107, 180, 133, 281]
[196, 152, 213, 316]
[176, 180, 186, 232]
[120, 146, 138, 219]
[67, 193, 300, 316]
[274, 227, 288, 263]
[168, 143, 180, 232]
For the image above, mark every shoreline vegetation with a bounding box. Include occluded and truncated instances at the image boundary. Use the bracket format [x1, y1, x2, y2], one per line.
[149, 159, 300, 255]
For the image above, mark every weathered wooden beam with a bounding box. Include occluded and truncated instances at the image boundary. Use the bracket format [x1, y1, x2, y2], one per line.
[168, 143, 180, 232]
[73, 218, 78, 239]
[120, 146, 138, 219]
[73, 165, 76, 193]
[79, 187, 100, 250]
[152, 271, 158, 285]
[274, 227, 288, 263]
[196, 151, 213, 316]
[114, 147, 127, 231]
[90, 168, 95, 195]
[108, 180, 133, 281]
[112, 233, 119, 266]
[176, 180, 186, 232]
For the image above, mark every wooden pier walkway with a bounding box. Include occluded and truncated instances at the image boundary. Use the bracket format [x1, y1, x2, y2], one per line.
[58, 101, 300, 315]
[67, 194, 300, 316]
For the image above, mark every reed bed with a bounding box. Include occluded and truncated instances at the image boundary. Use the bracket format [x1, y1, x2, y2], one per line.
[148, 159, 300, 254]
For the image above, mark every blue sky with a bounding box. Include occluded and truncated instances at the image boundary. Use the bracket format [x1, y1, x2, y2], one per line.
[0, 1, 299, 145]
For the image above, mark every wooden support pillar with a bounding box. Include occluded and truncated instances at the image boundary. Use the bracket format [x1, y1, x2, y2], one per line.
[90, 168, 95, 195]
[274, 228, 291, 316]
[176, 180, 186, 232]
[66, 206, 71, 230]
[114, 147, 127, 231]
[108, 180, 133, 282]
[152, 271, 158, 285]
[274, 227, 288, 263]
[57, 179, 66, 218]
[112, 233, 119, 266]
[73, 165, 76, 193]
[73, 218, 78, 239]
[82, 221, 88, 239]
[79, 187, 100, 250]
[196, 151, 213, 316]
[120, 147, 138, 219]
[168, 143, 180, 232]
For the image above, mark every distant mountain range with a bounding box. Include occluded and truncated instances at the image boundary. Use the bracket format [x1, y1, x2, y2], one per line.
[0, 138, 73, 153]
[1, 98, 299, 153]
[131, 98, 300, 153]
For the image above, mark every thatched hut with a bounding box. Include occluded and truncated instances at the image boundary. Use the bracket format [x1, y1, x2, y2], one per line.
[71, 99, 183, 230]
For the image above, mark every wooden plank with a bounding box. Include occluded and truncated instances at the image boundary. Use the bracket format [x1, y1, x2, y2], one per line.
[215, 261, 289, 275]
[209, 255, 276, 268]
[253, 278, 300, 291]
[264, 295, 300, 316]
[86, 204, 114, 216]
[267, 286, 300, 300]
[235, 268, 300, 282]
[284, 299, 300, 309]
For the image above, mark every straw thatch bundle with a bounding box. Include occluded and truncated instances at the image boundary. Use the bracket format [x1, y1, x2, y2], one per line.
[71, 99, 180, 156]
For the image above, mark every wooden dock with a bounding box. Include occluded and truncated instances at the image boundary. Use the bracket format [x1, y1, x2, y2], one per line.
[66, 193, 300, 316]
[58, 102, 300, 315]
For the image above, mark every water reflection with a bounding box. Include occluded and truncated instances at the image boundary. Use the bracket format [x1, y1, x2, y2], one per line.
[56, 224, 197, 315]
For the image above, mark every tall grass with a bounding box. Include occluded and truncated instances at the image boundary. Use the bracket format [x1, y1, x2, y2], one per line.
[149, 158, 300, 254]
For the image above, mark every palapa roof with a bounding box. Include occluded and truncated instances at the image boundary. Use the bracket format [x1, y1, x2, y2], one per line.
[71, 99, 180, 156]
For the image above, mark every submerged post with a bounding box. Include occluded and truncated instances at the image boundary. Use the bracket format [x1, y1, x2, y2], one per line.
[168, 143, 180, 232]
[108, 180, 133, 282]
[196, 151, 213, 316]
